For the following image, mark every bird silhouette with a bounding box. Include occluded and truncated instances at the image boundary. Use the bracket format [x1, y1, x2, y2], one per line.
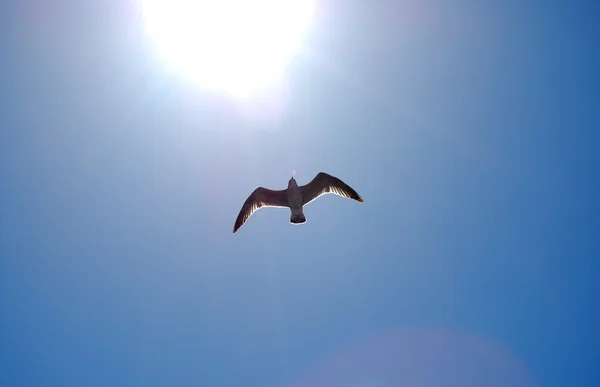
[233, 172, 364, 233]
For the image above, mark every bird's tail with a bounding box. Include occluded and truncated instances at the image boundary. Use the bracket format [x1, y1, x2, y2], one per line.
[290, 212, 306, 224]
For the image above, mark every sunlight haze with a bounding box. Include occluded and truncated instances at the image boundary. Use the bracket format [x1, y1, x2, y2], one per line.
[139, 0, 315, 98]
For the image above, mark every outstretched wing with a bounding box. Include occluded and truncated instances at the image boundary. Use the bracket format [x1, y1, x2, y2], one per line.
[301, 172, 364, 206]
[233, 187, 289, 233]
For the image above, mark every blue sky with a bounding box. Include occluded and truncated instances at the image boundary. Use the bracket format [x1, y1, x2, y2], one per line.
[1, 1, 598, 386]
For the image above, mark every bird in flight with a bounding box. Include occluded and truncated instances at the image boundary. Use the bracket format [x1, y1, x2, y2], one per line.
[233, 172, 364, 233]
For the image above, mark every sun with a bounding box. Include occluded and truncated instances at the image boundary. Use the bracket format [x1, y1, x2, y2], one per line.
[139, 0, 315, 98]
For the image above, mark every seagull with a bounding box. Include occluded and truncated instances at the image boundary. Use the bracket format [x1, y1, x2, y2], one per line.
[233, 172, 364, 233]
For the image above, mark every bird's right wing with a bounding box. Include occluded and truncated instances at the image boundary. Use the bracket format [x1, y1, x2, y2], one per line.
[233, 187, 289, 233]
[301, 172, 364, 206]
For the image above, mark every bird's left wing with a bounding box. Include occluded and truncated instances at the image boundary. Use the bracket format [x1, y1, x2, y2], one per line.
[301, 172, 364, 206]
[233, 187, 289, 233]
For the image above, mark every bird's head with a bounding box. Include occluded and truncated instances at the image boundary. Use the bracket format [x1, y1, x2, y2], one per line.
[288, 176, 297, 187]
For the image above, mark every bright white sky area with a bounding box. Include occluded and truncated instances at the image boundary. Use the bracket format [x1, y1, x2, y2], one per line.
[139, 0, 315, 99]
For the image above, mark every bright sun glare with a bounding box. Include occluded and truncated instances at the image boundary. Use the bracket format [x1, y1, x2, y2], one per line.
[140, 0, 315, 98]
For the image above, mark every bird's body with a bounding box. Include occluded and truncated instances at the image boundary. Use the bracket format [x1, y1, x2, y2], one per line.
[233, 172, 363, 233]
[286, 178, 306, 224]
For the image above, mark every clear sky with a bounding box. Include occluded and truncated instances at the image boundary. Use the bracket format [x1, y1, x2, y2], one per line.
[1, 1, 598, 386]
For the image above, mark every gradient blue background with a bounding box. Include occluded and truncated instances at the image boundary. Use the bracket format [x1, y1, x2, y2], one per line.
[1, 1, 598, 386]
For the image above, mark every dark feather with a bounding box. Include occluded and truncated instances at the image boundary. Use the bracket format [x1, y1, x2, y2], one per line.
[301, 172, 364, 206]
[233, 187, 289, 233]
